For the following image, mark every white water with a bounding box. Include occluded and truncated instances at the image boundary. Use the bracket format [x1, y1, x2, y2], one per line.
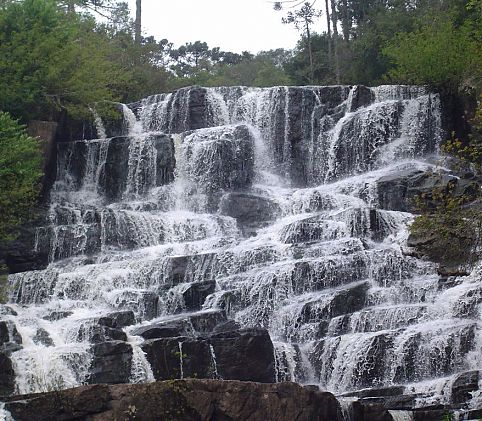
[3, 85, 480, 414]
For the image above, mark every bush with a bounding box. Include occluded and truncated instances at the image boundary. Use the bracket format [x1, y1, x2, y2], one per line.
[0, 112, 43, 243]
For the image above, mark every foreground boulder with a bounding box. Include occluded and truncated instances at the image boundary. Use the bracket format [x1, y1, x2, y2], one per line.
[4, 380, 343, 421]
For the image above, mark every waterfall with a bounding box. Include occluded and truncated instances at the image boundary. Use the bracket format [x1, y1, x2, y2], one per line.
[2, 84, 480, 415]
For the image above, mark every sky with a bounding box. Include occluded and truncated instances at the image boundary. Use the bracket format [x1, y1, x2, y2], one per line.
[126, 0, 302, 54]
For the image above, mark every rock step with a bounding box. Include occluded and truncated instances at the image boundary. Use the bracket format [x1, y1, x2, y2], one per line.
[3, 379, 343, 421]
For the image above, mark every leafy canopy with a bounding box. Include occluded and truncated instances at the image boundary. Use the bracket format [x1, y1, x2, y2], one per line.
[0, 112, 43, 242]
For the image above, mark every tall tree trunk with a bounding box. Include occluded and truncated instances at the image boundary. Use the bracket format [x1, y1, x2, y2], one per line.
[341, 0, 351, 41]
[330, 0, 341, 83]
[305, 22, 314, 84]
[135, 0, 142, 44]
[324, 0, 332, 77]
[67, 0, 75, 13]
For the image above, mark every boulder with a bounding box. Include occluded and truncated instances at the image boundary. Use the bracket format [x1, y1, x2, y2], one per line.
[0, 352, 15, 396]
[181, 124, 255, 194]
[451, 370, 479, 404]
[209, 328, 276, 383]
[32, 328, 54, 347]
[131, 321, 186, 340]
[377, 168, 480, 213]
[43, 310, 73, 321]
[98, 310, 135, 329]
[142, 327, 276, 383]
[0, 320, 22, 347]
[142, 336, 214, 380]
[347, 85, 375, 112]
[0, 305, 17, 317]
[219, 192, 280, 233]
[182, 280, 216, 311]
[4, 380, 344, 421]
[87, 341, 133, 385]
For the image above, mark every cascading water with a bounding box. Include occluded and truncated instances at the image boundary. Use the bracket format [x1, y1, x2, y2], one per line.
[2, 85, 481, 418]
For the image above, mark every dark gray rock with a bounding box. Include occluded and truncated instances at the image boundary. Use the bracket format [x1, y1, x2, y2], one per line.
[4, 380, 344, 421]
[209, 328, 276, 383]
[219, 192, 280, 233]
[182, 280, 216, 311]
[131, 321, 186, 340]
[98, 310, 135, 329]
[142, 327, 276, 383]
[78, 325, 127, 343]
[451, 370, 479, 404]
[87, 341, 132, 384]
[347, 85, 375, 112]
[182, 124, 255, 194]
[0, 320, 22, 347]
[33, 328, 54, 347]
[0, 352, 15, 396]
[0, 305, 17, 317]
[43, 310, 73, 321]
[377, 168, 480, 213]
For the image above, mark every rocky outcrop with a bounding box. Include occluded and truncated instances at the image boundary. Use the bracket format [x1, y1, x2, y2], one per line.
[219, 192, 280, 235]
[3, 380, 344, 421]
[87, 341, 133, 385]
[141, 327, 276, 383]
[376, 168, 479, 213]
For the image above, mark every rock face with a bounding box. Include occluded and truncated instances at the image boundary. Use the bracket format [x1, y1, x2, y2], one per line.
[376, 168, 480, 213]
[141, 327, 276, 383]
[4, 380, 344, 421]
[219, 192, 280, 234]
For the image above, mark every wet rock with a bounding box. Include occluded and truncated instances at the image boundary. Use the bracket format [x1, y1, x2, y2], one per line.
[163, 253, 217, 287]
[209, 328, 276, 383]
[133, 311, 228, 341]
[347, 85, 375, 112]
[0, 305, 17, 317]
[98, 310, 135, 329]
[87, 341, 132, 385]
[182, 280, 216, 311]
[100, 134, 175, 201]
[0, 352, 15, 396]
[4, 380, 344, 421]
[142, 327, 276, 383]
[377, 169, 480, 213]
[219, 192, 280, 233]
[182, 124, 255, 193]
[142, 336, 214, 380]
[451, 370, 479, 404]
[131, 321, 186, 340]
[212, 319, 241, 334]
[187, 311, 228, 334]
[78, 325, 127, 343]
[0, 321, 22, 349]
[43, 310, 73, 321]
[33, 328, 54, 347]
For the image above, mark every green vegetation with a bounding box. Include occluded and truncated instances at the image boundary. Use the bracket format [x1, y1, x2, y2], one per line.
[409, 100, 482, 272]
[0, 112, 43, 243]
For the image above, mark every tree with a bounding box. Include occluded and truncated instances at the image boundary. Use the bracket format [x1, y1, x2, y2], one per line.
[383, 11, 480, 91]
[135, 0, 141, 44]
[0, 0, 128, 121]
[0, 112, 43, 242]
[281, 2, 321, 84]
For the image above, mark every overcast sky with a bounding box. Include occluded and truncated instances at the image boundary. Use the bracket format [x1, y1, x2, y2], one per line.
[126, 0, 303, 53]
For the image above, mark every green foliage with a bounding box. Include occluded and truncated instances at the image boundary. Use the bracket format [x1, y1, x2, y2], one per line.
[0, 112, 43, 243]
[0, 264, 7, 304]
[442, 97, 482, 173]
[0, 0, 127, 121]
[383, 12, 481, 91]
[409, 99, 482, 271]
